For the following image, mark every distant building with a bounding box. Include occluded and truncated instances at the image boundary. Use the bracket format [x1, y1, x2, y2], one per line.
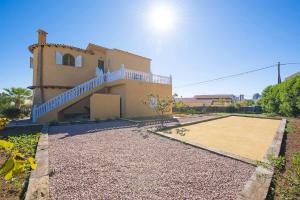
[252, 93, 261, 100]
[176, 94, 236, 107]
[239, 94, 245, 101]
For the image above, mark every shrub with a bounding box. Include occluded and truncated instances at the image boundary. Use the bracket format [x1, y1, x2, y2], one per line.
[260, 75, 300, 116]
[8, 133, 41, 157]
[186, 109, 197, 115]
[225, 105, 236, 113]
[0, 140, 37, 180]
[2, 107, 21, 119]
[0, 117, 9, 130]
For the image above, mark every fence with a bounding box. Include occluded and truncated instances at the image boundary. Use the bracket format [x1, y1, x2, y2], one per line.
[173, 106, 262, 114]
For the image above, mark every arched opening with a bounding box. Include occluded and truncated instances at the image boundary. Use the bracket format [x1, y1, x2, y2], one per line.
[62, 54, 75, 66]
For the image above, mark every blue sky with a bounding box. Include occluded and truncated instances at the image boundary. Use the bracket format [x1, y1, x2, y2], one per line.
[0, 0, 299, 98]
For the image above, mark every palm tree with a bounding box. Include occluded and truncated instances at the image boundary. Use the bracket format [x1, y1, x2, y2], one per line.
[3, 87, 32, 109]
[0, 92, 12, 110]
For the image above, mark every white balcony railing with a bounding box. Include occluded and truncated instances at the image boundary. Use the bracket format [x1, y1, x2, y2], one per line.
[32, 66, 171, 122]
[124, 68, 172, 85]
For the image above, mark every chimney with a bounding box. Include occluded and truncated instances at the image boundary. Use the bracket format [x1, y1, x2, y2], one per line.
[37, 29, 48, 44]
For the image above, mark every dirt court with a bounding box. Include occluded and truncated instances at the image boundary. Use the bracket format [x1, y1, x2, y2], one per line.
[162, 116, 282, 161]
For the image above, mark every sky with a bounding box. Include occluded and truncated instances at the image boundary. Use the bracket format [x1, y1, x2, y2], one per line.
[0, 0, 299, 98]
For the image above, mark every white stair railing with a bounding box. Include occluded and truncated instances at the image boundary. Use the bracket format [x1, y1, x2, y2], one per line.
[32, 66, 172, 122]
[32, 67, 125, 122]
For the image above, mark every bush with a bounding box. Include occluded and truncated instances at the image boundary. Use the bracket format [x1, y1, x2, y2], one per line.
[260, 75, 300, 116]
[0, 139, 37, 180]
[186, 109, 198, 114]
[0, 118, 9, 130]
[1, 107, 21, 119]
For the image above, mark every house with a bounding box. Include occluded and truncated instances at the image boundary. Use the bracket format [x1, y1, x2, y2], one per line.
[176, 94, 236, 107]
[29, 29, 172, 123]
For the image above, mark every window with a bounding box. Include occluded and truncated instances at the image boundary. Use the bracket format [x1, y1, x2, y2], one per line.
[56, 52, 82, 67]
[63, 54, 75, 66]
[29, 57, 33, 68]
[98, 60, 104, 72]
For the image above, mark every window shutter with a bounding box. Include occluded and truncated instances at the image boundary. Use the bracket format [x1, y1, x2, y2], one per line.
[29, 57, 33, 68]
[55, 51, 62, 65]
[75, 55, 82, 67]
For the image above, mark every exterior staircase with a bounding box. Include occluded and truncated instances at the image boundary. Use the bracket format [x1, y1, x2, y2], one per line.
[32, 66, 172, 123]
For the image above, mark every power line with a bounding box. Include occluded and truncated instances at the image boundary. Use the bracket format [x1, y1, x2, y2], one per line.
[174, 62, 299, 89]
[280, 62, 300, 66]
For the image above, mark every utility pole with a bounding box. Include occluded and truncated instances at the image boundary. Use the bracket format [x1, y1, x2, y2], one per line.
[277, 62, 281, 84]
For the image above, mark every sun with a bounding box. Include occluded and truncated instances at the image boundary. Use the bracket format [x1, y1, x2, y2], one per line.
[148, 4, 176, 33]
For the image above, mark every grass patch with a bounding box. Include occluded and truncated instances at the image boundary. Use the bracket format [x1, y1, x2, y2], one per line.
[264, 118, 300, 199]
[0, 126, 41, 200]
[285, 120, 294, 134]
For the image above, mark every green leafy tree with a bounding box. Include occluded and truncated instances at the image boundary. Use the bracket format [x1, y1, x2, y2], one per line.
[173, 93, 184, 111]
[0, 92, 12, 111]
[260, 75, 300, 116]
[240, 100, 255, 106]
[3, 87, 32, 109]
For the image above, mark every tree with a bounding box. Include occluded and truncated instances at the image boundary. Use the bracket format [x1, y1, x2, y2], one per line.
[142, 93, 175, 127]
[239, 100, 255, 107]
[173, 93, 184, 111]
[0, 92, 12, 111]
[3, 87, 32, 109]
[260, 74, 300, 116]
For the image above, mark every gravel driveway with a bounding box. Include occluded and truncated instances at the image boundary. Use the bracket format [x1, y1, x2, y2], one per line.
[49, 120, 255, 200]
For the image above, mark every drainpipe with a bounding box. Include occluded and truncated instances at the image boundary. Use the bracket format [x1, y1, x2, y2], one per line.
[37, 45, 45, 103]
[37, 29, 47, 103]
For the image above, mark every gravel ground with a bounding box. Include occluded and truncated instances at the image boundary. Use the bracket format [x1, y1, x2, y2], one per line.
[49, 119, 255, 200]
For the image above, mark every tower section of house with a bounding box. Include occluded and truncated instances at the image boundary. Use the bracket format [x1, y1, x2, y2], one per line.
[28, 29, 172, 123]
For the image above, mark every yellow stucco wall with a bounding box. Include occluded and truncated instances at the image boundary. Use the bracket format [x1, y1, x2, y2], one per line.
[90, 94, 120, 120]
[42, 46, 101, 87]
[36, 79, 172, 123]
[110, 80, 172, 118]
[31, 45, 151, 103]
[106, 49, 151, 73]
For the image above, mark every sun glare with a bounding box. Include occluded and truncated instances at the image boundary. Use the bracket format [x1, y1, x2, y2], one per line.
[148, 4, 176, 33]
